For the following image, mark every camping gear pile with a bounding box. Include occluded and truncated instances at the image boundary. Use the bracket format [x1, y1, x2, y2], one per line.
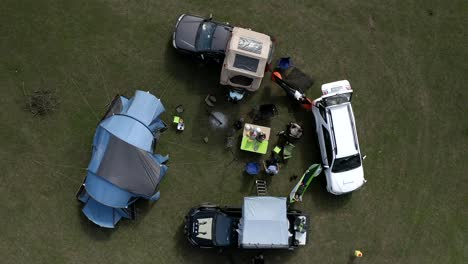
[76, 91, 169, 228]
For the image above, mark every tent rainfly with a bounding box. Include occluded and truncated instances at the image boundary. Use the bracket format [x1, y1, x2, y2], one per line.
[238, 196, 291, 248]
[76, 90, 169, 228]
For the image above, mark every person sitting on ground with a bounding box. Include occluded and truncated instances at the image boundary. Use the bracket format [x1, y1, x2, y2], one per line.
[177, 118, 185, 131]
[264, 157, 279, 175]
[278, 122, 303, 141]
[288, 122, 303, 139]
[248, 127, 261, 141]
[256, 131, 266, 142]
[234, 117, 244, 130]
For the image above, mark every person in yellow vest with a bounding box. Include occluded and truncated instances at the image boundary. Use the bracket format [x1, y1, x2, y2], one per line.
[354, 250, 363, 258]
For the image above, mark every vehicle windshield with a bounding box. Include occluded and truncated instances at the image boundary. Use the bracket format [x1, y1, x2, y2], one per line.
[196, 22, 217, 51]
[214, 214, 234, 246]
[332, 154, 361, 173]
[323, 93, 352, 107]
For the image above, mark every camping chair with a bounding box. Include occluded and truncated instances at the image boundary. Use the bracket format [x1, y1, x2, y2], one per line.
[278, 122, 303, 143]
[283, 142, 295, 160]
[252, 104, 278, 121]
[245, 162, 261, 175]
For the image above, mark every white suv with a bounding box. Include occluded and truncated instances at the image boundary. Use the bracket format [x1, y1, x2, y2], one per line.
[312, 80, 366, 195]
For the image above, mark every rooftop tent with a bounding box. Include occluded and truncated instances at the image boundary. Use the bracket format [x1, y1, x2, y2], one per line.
[220, 27, 272, 92]
[238, 196, 291, 248]
[77, 90, 168, 228]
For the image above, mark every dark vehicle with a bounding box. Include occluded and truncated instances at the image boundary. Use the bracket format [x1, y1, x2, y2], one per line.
[184, 197, 309, 250]
[184, 204, 241, 248]
[172, 14, 232, 63]
[172, 14, 275, 91]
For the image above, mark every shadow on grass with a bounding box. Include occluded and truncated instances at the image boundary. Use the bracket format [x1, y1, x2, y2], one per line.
[77, 206, 113, 240]
[174, 221, 296, 264]
[77, 197, 163, 239]
[132, 198, 160, 226]
[347, 255, 358, 264]
[239, 171, 257, 194]
[163, 39, 222, 97]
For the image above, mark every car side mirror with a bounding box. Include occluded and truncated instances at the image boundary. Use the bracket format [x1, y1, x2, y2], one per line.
[209, 13, 213, 20]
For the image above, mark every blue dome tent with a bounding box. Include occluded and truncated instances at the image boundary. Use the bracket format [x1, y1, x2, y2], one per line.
[76, 90, 168, 228]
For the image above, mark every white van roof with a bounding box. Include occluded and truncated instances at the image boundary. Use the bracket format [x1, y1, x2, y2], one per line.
[329, 103, 358, 158]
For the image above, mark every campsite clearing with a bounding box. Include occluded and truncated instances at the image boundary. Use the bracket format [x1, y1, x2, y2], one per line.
[0, 1, 466, 264]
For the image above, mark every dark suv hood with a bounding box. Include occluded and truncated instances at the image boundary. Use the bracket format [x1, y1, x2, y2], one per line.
[212, 25, 231, 52]
[174, 15, 203, 51]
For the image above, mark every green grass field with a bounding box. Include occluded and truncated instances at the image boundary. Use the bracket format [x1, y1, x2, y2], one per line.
[1, 0, 466, 263]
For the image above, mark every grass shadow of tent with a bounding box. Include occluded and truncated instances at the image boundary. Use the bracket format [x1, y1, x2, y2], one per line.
[77, 205, 113, 240]
[174, 222, 233, 264]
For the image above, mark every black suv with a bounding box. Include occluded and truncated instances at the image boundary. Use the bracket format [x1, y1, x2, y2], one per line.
[172, 14, 232, 63]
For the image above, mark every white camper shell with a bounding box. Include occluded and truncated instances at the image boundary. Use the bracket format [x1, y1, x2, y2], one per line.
[220, 27, 273, 91]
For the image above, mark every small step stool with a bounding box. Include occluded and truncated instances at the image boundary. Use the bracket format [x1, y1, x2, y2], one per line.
[255, 180, 268, 196]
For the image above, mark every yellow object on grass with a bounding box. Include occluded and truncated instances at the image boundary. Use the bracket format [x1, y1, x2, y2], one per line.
[273, 146, 282, 154]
